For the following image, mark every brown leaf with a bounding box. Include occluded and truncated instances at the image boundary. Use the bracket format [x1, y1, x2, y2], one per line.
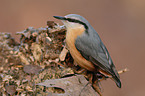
[59, 46, 68, 61]
[47, 21, 57, 28]
[5, 85, 16, 95]
[37, 75, 98, 96]
[23, 65, 42, 75]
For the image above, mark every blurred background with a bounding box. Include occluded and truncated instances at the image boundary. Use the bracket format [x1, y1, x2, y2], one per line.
[0, 0, 145, 96]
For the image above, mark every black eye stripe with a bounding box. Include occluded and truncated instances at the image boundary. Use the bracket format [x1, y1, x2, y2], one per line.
[53, 16, 88, 31]
[66, 18, 89, 30]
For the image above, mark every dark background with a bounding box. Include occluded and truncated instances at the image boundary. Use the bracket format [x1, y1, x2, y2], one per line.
[0, 0, 145, 96]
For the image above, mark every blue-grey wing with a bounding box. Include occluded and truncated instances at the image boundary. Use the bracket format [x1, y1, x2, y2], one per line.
[75, 30, 121, 87]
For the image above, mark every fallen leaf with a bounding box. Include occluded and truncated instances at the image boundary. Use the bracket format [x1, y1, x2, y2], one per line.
[23, 65, 42, 75]
[59, 46, 68, 61]
[5, 85, 16, 95]
[47, 21, 57, 28]
[37, 75, 98, 96]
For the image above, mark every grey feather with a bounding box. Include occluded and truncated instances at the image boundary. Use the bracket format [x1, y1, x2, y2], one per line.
[75, 28, 121, 88]
[54, 14, 121, 88]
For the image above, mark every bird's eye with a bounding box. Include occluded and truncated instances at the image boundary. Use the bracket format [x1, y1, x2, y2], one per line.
[67, 18, 75, 22]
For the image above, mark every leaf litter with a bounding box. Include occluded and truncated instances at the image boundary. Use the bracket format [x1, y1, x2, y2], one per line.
[0, 20, 127, 96]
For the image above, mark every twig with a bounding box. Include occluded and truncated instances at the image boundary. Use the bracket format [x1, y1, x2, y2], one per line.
[118, 68, 129, 74]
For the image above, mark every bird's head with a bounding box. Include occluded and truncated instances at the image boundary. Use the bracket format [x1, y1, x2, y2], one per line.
[53, 14, 89, 30]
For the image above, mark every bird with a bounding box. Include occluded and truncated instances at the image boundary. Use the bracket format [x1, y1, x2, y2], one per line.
[53, 14, 121, 88]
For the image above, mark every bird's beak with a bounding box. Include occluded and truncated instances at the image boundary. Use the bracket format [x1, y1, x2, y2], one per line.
[53, 16, 66, 20]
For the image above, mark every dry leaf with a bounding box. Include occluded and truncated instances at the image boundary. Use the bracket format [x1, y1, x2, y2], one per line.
[47, 21, 57, 28]
[23, 65, 42, 75]
[59, 46, 68, 61]
[5, 85, 16, 95]
[37, 75, 98, 96]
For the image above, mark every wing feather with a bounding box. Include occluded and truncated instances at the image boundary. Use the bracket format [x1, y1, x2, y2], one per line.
[75, 30, 121, 87]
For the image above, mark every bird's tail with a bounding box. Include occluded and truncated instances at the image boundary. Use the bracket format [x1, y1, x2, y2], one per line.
[112, 71, 121, 88]
[112, 76, 121, 88]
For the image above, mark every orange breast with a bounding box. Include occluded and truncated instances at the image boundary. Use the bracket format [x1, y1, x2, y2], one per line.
[66, 26, 96, 71]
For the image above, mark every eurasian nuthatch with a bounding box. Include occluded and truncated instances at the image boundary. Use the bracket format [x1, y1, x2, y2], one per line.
[53, 14, 121, 88]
